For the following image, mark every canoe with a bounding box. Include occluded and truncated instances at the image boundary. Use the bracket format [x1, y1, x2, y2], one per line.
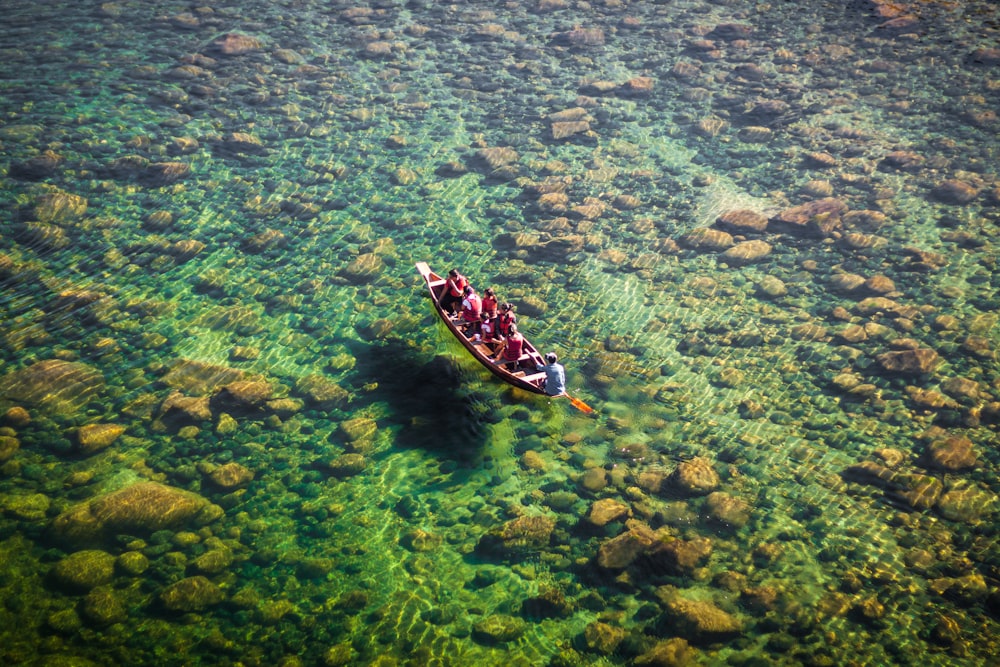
[416, 262, 549, 396]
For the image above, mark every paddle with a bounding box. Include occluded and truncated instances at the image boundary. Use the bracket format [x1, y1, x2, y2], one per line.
[562, 393, 595, 414]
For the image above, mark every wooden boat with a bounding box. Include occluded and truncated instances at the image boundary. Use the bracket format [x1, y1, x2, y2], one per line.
[416, 262, 549, 395]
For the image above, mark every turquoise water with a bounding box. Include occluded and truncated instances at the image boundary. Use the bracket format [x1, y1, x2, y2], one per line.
[1, 0, 998, 664]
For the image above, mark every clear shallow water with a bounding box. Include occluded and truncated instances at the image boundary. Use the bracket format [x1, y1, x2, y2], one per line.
[1, 0, 998, 665]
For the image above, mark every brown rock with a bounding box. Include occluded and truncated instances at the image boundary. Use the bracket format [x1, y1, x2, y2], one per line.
[553, 27, 605, 47]
[876, 348, 939, 375]
[159, 391, 213, 424]
[596, 520, 655, 569]
[715, 209, 768, 234]
[842, 462, 943, 510]
[587, 498, 631, 527]
[661, 595, 743, 642]
[936, 484, 994, 522]
[3, 406, 31, 427]
[551, 120, 590, 140]
[932, 179, 979, 204]
[295, 375, 349, 409]
[924, 435, 977, 471]
[51, 482, 220, 546]
[678, 228, 734, 251]
[580, 467, 608, 493]
[480, 515, 556, 555]
[327, 453, 366, 478]
[2, 360, 104, 415]
[209, 33, 264, 56]
[635, 637, 696, 667]
[207, 462, 254, 489]
[669, 457, 719, 495]
[160, 576, 224, 611]
[161, 359, 249, 395]
[704, 492, 751, 528]
[50, 550, 116, 591]
[583, 621, 625, 654]
[77, 424, 126, 455]
[475, 146, 519, 170]
[768, 198, 847, 237]
[214, 380, 273, 409]
[648, 536, 712, 574]
[34, 189, 88, 224]
[340, 253, 384, 284]
[721, 239, 772, 265]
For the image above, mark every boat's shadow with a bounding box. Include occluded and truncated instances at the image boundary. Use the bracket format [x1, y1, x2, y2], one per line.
[350, 341, 501, 464]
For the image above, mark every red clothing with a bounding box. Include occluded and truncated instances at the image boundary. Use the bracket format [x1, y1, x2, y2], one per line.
[502, 332, 523, 361]
[497, 311, 517, 337]
[447, 275, 468, 297]
[481, 319, 498, 343]
[461, 293, 482, 322]
[481, 294, 498, 318]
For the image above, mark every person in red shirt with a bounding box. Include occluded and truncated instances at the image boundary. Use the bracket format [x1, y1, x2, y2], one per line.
[481, 288, 498, 319]
[479, 310, 500, 354]
[493, 323, 525, 369]
[440, 269, 467, 316]
[460, 285, 482, 335]
[497, 302, 517, 338]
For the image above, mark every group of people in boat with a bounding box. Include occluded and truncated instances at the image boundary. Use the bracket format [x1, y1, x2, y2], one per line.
[440, 268, 566, 397]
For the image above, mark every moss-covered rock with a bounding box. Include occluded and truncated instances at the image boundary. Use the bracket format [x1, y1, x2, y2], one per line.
[51, 481, 221, 546]
[76, 423, 126, 455]
[160, 575, 224, 612]
[50, 550, 116, 591]
[472, 614, 526, 644]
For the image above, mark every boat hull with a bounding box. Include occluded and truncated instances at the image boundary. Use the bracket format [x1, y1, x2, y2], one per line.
[416, 262, 548, 395]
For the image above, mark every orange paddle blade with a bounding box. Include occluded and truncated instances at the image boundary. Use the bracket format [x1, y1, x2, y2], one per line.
[565, 394, 595, 414]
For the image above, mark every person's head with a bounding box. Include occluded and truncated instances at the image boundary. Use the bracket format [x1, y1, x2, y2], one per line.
[448, 269, 459, 278]
[509, 323, 517, 334]
[485, 287, 495, 297]
[546, 352, 558, 364]
[502, 302, 513, 312]
[481, 310, 492, 321]
[464, 285, 474, 295]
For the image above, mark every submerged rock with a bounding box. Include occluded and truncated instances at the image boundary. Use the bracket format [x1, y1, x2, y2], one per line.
[723, 240, 772, 265]
[659, 593, 743, 643]
[472, 614, 526, 644]
[715, 209, 768, 234]
[160, 576, 224, 611]
[668, 457, 719, 495]
[208, 33, 264, 56]
[478, 515, 556, 556]
[50, 550, 116, 591]
[769, 198, 847, 237]
[587, 498, 630, 527]
[207, 462, 254, 489]
[842, 461, 943, 510]
[596, 520, 656, 569]
[51, 481, 221, 546]
[76, 424, 126, 455]
[923, 435, 977, 471]
[876, 348, 939, 375]
[2, 360, 105, 415]
[679, 228, 733, 251]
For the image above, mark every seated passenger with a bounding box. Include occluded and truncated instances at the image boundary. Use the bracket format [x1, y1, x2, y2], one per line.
[440, 269, 467, 316]
[479, 310, 500, 354]
[460, 285, 482, 334]
[497, 302, 517, 338]
[493, 323, 525, 369]
[481, 288, 498, 319]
